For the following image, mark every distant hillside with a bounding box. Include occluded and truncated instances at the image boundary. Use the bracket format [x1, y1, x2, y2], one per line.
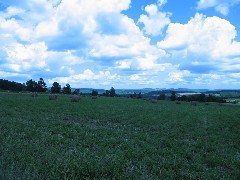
[220, 90, 240, 98]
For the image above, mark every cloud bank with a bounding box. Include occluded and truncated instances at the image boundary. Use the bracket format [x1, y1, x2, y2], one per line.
[0, 0, 239, 89]
[197, 0, 240, 15]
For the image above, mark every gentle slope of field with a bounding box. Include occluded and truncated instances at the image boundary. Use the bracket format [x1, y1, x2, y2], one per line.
[1, 93, 240, 179]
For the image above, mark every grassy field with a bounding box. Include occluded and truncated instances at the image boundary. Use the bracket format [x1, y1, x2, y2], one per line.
[1, 93, 240, 179]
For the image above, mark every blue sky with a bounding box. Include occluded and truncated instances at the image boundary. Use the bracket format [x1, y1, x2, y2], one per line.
[0, 0, 240, 89]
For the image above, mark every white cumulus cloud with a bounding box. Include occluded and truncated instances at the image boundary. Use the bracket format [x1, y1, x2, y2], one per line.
[197, 0, 240, 15]
[3, 42, 48, 72]
[168, 70, 190, 83]
[48, 69, 120, 87]
[138, 4, 171, 36]
[158, 13, 240, 59]
[0, 0, 239, 88]
[158, 0, 167, 7]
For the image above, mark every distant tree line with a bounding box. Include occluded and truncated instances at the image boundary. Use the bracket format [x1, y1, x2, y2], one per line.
[0, 78, 48, 93]
[177, 94, 226, 103]
[0, 77, 115, 97]
[130, 92, 142, 99]
[157, 91, 226, 103]
[0, 78, 228, 103]
[0, 79, 25, 91]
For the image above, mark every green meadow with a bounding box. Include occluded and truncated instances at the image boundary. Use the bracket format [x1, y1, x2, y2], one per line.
[1, 93, 240, 179]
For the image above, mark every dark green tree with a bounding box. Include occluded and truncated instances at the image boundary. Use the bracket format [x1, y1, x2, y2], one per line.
[158, 93, 166, 100]
[170, 91, 176, 101]
[62, 83, 71, 94]
[0, 79, 25, 91]
[37, 78, 47, 92]
[26, 79, 38, 92]
[180, 95, 188, 101]
[105, 90, 110, 97]
[92, 90, 98, 96]
[51, 82, 61, 93]
[110, 87, 116, 97]
[137, 92, 142, 99]
[198, 93, 206, 102]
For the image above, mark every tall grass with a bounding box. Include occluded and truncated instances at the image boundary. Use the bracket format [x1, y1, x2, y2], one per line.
[1, 93, 240, 179]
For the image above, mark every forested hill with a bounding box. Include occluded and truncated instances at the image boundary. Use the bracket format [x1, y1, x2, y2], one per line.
[0, 79, 25, 91]
[0, 78, 47, 92]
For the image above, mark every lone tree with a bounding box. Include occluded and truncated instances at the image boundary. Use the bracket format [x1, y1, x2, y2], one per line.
[92, 90, 98, 96]
[62, 83, 71, 94]
[51, 82, 61, 93]
[110, 87, 116, 97]
[37, 78, 47, 92]
[170, 91, 177, 101]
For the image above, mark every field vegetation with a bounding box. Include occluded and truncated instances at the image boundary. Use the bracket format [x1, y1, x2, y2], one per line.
[226, 98, 240, 104]
[1, 93, 240, 179]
